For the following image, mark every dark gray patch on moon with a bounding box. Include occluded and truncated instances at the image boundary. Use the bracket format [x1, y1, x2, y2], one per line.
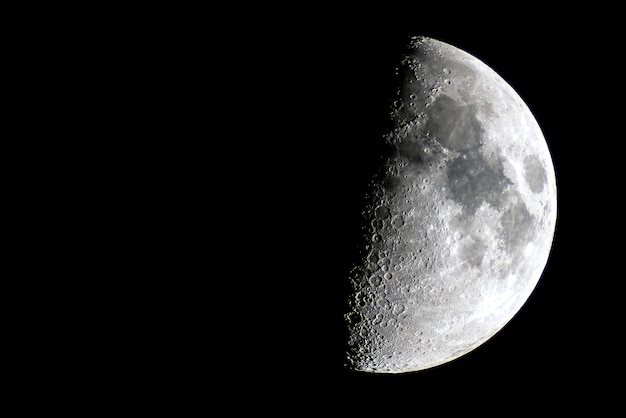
[396, 136, 425, 165]
[426, 95, 482, 151]
[446, 150, 511, 216]
[523, 154, 547, 193]
[498, 199, 533, 250]
[383, 175, 405, 192]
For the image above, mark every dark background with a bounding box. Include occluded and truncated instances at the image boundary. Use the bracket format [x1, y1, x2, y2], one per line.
[63, 6, 621, 412]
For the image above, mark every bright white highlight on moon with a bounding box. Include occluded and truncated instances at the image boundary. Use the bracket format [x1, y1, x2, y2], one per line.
[345, 36, 557, 373]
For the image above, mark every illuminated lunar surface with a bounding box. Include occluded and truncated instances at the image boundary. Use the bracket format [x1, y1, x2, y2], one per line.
[345, 36, 557, 373]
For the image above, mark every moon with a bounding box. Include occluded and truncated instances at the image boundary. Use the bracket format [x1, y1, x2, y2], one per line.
[345, 36, 557, 373]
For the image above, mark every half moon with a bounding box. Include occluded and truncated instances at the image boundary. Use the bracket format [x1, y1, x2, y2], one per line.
[345, 36, 557, 373]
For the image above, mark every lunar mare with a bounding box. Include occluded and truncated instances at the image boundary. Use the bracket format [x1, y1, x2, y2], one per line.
[345, 37, 557, 373]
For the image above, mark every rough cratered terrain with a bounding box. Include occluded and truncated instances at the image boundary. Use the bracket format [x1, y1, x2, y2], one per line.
[346, 37, 556, 373]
